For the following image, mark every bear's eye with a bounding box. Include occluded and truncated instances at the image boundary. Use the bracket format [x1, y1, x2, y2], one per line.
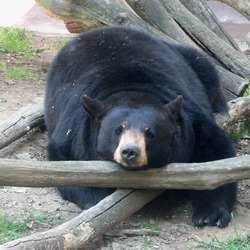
[115, 125, 123, 135]
[145, 127, 155, 139]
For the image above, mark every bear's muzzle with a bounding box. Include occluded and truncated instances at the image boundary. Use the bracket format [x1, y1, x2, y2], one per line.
[113, 130, 148, 169]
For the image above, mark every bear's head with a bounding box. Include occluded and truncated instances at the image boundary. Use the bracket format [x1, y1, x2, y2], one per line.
[81, 95, 185, 169]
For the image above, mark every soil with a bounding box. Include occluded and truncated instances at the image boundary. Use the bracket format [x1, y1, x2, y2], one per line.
[0, 33, 250, 250]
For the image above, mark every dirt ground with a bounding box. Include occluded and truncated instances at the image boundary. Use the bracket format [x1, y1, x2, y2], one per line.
[0, 33, 250, 250]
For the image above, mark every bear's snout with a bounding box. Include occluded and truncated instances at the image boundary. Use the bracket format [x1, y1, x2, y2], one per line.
[114, 130, 147, 169]
[121, 145, 140, 162]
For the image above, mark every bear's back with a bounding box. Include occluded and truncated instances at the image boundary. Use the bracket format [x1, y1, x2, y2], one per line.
[46, 27, 212, 112]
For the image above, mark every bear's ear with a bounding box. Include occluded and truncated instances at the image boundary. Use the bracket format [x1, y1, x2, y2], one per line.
[164, 95, 183, 122]
[81, 95, 108, 121]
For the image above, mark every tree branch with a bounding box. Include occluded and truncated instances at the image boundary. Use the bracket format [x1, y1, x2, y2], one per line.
[1, 189, 164, 250]
[1, 155, 250, 249]
[217, 96, 250, 128]
[0, 156, 250, 190]
[0, 101, 44, 150]
[218, 0, 250, 21]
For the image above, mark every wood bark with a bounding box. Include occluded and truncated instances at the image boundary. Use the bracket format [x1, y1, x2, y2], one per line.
[125, 0, 248, 99]
[1, 156, 250, 190]
[217, 96, 250, 128]
[159, 0, 250, 79]
[1, 155, 250, 249]
[1, 120, 249, 249]
[246, 32, 250, 48]
[0, 101, 44, 150]
[218, 0, 250, 21]
[2, 189, 164, 250]
[35, 0, 174, 43]
[179, 0, 239, 49]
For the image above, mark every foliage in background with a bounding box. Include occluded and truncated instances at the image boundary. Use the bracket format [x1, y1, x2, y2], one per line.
[243, 83, 250, 97]
[229, 119, 250, 142]
[0, 27, 33, 52]
[0, 208, 48, 244]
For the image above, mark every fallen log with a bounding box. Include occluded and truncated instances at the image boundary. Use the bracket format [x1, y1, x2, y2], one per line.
[0, 101, 44, 150]
[1, 189, 164, 250]
[35, 0, 174, 43]
[160, 0, 250, 79]
[217, 96, 250, 128]
[127, 0, 238, 49]
[179, 0, 239, 50]
[0, 156, 250, 190]
[218, 0, 250, 21]
[1, 155, 250, 249]
[247, 32, 250, 48]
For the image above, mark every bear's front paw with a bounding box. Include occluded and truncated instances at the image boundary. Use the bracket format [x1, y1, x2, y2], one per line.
[192, 207, 231, 228]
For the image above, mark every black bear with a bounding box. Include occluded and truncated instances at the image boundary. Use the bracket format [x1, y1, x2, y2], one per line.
[45, 27, 237, 228]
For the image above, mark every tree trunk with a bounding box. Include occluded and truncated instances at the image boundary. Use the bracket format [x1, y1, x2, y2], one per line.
[217, 96, 250, 128]
[2, 189, 164, 250]
[0, 101, 44, 150]
[218, 0, 250, 21]
[1, 156, 250, 190]
[159, 0, 250, 79]
[2, 155, 250, 249]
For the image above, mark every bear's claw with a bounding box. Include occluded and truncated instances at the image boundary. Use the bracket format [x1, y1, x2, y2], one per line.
[192, 207, 231, 228]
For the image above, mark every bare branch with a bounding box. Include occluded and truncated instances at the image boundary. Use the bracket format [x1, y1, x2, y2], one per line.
[0, 101, 44, 150]
[2, 189, 164, 250]
[0, 156, 249, 190]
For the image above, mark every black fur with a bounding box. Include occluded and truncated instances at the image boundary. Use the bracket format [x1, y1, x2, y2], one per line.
[45, 27, 236, 227]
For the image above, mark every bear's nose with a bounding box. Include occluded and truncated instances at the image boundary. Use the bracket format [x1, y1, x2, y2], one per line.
[121, 146, 139, 162]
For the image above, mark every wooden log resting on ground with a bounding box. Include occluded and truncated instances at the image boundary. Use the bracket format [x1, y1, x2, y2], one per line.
[2, 155, 250, 249]
[35, 0, 174, 43]
[0, 101, 44, 150]
[1, 189, 164, 250]
[0, 156, 250, 190]
[217, 96, 250, 128]
[218, 0, 250, 21]
[179, 0, 239, 50]
[159, 0, 250, 79]
[125, 0, 248, 99]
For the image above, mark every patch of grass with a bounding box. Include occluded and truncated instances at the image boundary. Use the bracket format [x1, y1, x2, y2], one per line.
[243, 83, 250, 96]
[0, 208, 48, 244]
[0, 210, 26, 244]
[5, 66, 37, 80]
[141, 217, 162, 232]
[229, 119, 250, 142]
[196, 235, 250, 250]
[0, 61, 5, 71]
[0, 62, 42, 82]
[0, 27, 33, 52]
[195, 213, 250, 250]
[51, 37, 70, 50]
[143, 235, 153, 247]
[43, 36, 70, 50]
